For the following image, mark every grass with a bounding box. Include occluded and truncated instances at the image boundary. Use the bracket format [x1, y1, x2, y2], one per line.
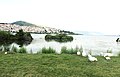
[0, 53, 120, 77]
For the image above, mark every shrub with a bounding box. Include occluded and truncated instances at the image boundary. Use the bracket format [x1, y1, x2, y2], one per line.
[67, 48, 76, 54]
[42, 47, 55, 54]
[18, 47, 27, 53]
[45, 34, 73, 43]
[61, 46, 68, 54]
[61, 46, 78, 54]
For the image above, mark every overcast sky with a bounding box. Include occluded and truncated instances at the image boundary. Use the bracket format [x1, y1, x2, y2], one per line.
[0, 0, 120, 35]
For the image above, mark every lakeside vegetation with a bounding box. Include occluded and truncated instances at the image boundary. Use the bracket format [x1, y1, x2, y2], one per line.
[0, 45, 80, 54]
[45, 34, 73, 42]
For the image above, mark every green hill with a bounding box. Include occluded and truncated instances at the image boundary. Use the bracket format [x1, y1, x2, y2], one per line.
[12, 21, 36, 26]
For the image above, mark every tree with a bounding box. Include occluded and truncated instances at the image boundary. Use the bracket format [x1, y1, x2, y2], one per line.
[15, 29, 24, 40]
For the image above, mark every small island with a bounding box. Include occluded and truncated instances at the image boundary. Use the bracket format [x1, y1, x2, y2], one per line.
[0, 29, 33, 46]
[45, 34, 73, 42]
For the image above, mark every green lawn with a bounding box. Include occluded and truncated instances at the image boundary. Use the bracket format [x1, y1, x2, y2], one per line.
[0, 53, 120, 77]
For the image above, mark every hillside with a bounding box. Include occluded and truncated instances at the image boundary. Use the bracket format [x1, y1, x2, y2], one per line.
[0, 21, 77, 34]
[12, 21, 36, 26]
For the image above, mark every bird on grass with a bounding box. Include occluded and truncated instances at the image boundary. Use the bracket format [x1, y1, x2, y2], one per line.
[103, 53, 113, 57]
[88, 54, 98, 62]
[105, 56, 111, 60]
[82, 51, 87, 57]
[4, 52, 7, 55]
[100, 52, 112, 60]
[77, 51, 81, 55]
[100, 52, 113, 57]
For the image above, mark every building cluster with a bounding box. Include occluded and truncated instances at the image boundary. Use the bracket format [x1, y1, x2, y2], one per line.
[0, 23, 61, 34]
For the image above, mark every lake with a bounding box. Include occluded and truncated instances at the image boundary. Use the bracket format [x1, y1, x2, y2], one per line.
[9, 34, 120, 56]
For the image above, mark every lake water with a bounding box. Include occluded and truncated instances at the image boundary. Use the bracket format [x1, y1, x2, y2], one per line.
[11, 34, 120, 56]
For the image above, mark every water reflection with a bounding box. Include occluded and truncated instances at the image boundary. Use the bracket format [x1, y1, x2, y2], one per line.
[15, 40, 32, 47]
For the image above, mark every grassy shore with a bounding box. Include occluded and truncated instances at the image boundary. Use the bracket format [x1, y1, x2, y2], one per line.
[0, 53, 120, 77]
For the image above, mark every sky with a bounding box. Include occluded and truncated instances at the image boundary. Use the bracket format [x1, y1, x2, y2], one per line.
[0, 0, 120, 35]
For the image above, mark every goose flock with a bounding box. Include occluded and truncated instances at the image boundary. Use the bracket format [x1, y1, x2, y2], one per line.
[77, 50, 113, 62]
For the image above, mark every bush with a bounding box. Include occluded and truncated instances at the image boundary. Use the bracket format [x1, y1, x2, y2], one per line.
[61, 46, 78, 54]
[61, 46, 68, 53]
[42, 47, 55, 54]
[45, 34, 73, 43]
[18, 47, 27, 53]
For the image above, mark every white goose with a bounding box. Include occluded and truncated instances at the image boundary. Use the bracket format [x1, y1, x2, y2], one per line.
[88, 54, 98, 62]
[82, 51, 87, 57]
[1, 45, 5, 51]
[104, 53, 113, 57]
[105, 56, 111, 60]
[77, 51, 81, 55]
[5, 52, 7, 55]
[100, 52, 112, 60]
[100, 52, 113, 57]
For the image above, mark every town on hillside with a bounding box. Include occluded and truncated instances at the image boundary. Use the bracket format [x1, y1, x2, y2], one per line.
[0, 21, 77, 34]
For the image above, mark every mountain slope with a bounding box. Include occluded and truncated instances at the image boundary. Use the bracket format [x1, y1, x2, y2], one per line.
[12, 21, 36, 26]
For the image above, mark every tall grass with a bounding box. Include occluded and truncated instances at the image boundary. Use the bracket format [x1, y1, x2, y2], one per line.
[41, 47, 55, 54]
[0, 45, 27, 53]
[18, 47, 27, 53]
[10, 45, 18, 53]
[61, 46, 68, 53]
[61, 46, 79, 54]
[79, 46, 83, 53]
